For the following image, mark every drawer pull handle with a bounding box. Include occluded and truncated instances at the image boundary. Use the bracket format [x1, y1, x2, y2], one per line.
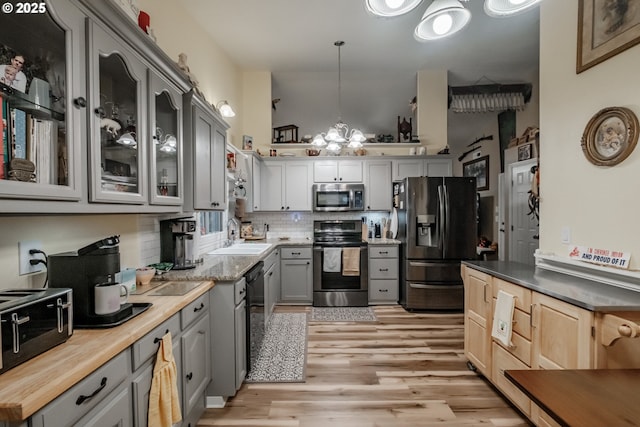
[292, 252, 301, 255]
[186, 372, 193, 381]
[380, 251, 388, 254]
[154, 329, 170, 344]
[379, 268, 389, 272]
[380, 289, 388, 292]
[76, 377, 107, 405]
[193, 302, 205, 312]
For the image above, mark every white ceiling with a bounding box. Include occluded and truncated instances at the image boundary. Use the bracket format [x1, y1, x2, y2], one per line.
[183, 0, 539, 83]
[182, 0, 540, 150]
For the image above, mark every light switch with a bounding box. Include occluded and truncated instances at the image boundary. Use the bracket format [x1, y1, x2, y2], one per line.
[561, 226, 571, 244]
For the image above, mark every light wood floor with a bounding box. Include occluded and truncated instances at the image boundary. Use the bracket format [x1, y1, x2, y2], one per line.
[197, 305, 531, 426]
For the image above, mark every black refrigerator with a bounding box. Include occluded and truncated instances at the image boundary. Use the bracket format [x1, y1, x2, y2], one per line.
[397, 176, 477, 311]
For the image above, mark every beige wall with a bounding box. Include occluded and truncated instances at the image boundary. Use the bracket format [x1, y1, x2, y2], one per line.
[0, 216, 140, 289]
[137, 0, 243, 146]
[539, 1, 640, 270]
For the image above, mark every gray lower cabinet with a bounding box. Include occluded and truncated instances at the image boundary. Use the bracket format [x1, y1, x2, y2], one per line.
[181, 314, 210, 420]
[30, 350, 131, 427]
[264, 248, 280, 323]
[280, 247, 313, 303]
[368, 245, 400, 304]
[208, 278, 247, 399]
[30, 293, 211, 427]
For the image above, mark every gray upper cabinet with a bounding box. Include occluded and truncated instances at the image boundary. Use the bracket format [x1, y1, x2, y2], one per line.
[148, 71, 183, 205]
[183, 91, 229, 211]
[364, 160, 392, 211]
[87, 20, 148, 204]
[0, 0, 85, 203]
[313, 159, 363, 183]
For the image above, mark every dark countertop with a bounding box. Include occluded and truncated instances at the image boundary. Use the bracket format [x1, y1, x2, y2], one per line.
[506, 369, 640, 427]
[462, 260, 640, 312]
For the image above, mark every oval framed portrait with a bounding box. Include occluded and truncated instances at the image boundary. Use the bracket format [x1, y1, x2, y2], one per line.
[581, 107, 639, 166]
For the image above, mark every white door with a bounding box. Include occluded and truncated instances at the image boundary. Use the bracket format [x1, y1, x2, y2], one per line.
[508, 160, 538, 265]
[498, 173, 508, 261]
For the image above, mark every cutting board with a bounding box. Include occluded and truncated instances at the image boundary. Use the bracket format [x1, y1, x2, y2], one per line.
[244, 235, 266, 241]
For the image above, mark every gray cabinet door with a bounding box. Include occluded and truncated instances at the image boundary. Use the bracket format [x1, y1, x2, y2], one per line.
[75, 383, 132, 427]
[281, 259, 313, 303]
[181, 314, 211, 416]
[234, 299, 247, 390]
[259, 161, 285, 211]
[365, 160, 392, 211]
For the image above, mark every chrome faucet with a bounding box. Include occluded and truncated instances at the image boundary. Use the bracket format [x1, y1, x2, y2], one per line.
[226, 217, 240, 246]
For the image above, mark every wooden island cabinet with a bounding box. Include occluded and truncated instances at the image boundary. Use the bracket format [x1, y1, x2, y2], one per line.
[462, 261, 640, 426]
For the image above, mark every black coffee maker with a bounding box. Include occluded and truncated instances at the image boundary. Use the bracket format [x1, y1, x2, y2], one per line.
[160, 218, 197, 270]
[48, 236, 148, 328]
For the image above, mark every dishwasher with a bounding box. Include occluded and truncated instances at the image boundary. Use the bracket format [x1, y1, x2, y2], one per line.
[245, 261, 265, 372]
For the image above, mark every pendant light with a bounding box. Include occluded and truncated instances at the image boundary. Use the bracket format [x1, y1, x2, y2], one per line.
[414, 0, 471, 41]
[484, 0, 542, 17]
[312, 41, 366, 153]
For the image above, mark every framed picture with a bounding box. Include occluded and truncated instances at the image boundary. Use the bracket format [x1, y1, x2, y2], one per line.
[463, 155, 489, 191]
[577, 0, 640, 73]
[242, 135, 253, 150]
[517, 143, 533, 161]
[581, 106, 639, 166]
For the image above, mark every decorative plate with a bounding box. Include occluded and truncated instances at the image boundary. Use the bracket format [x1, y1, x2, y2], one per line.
[581, 106, 639, 166]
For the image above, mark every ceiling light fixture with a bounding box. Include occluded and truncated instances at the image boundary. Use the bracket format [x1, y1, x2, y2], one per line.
[312, 41, 366, 153]
[365, 0, 424, 17]
[366, 0, 542, 40]
[216, 100, 236, 118]
[415, 0, 471, 40]
[484, 0, 542, 17]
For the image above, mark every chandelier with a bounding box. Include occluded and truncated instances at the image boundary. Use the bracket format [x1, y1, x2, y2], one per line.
[311, 41, 366, 153]
[365, 0, 543, 41]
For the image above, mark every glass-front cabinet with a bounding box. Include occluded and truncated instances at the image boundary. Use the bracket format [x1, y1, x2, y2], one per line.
[87, 20, 147, 204]
[0, 0, 84, 201]
[149, 72, 183, 205]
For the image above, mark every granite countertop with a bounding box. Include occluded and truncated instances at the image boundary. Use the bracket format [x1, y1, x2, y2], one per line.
[462, 260, 640, 312]
[160, 237, 313, 283]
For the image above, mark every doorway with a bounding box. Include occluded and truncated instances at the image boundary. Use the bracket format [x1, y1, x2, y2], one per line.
[508, 159, 538, 265]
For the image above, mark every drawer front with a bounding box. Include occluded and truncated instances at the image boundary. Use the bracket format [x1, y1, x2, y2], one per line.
[234, 277, 247, 305]
[493, 331, 532, 366]
[492, 343, 531, 417]
[369, 279, 399, 302]
[513, 307, 532, 340]
[493, 278, 532, 312]
[132, 314, 180, 370]
[30, 350, 130, 427]
[281, 247, 312, 259]
[369, 245, 399, 258]
[181, 292, 209, 330]
[370, 258, 399, 279]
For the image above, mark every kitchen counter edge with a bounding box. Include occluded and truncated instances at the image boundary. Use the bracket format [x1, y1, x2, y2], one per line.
[462, 260, 640, 312]
[0, 280, 214, 422]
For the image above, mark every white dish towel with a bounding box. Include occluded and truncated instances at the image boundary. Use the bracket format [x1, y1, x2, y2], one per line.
[323, 248, 342, 272]
[492, 290, 516, 347]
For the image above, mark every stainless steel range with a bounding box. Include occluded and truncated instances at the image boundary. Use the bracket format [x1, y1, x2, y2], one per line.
[313, 220, 368, 307]
[0, 288, 73, 374]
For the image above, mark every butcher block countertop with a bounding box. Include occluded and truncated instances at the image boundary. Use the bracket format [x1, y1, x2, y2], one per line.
[506, 369, 640, 427]
[0, 280, 213, 422]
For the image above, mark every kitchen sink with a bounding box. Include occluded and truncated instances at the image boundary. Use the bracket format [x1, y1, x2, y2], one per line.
[208, 243, 273, 256]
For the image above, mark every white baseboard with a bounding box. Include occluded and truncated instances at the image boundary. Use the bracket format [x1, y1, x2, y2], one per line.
[206, 395, 227, 408]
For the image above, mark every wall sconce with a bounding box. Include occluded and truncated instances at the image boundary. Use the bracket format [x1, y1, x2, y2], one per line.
[216, 100, 236, 118]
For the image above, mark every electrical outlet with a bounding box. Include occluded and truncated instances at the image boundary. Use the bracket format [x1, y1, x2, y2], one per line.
[19, 240, 45, 275]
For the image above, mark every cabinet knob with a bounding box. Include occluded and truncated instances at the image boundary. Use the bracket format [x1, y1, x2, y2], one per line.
[286, 206, 290, 210]
[73, 97, 86, 108]
[334, 177, 337, 181]
[339, 177, 343, 181]
[281, 206, 285, 210]
[306, 261, 310, 265]
[94, 106, 105, 117]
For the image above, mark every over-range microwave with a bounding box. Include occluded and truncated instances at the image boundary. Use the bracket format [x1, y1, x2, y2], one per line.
[312, 183, 364, 212]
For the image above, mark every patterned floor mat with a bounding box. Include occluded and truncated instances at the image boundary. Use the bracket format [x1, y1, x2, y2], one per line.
[310, 306, 378, 322]
[245, 313, 308, 383]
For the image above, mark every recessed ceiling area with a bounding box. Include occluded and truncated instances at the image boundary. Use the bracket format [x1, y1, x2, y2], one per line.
[183, 0, 540, 149]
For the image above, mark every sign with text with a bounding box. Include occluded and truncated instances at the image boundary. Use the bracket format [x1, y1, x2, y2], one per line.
[568, 246, 631, 269]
